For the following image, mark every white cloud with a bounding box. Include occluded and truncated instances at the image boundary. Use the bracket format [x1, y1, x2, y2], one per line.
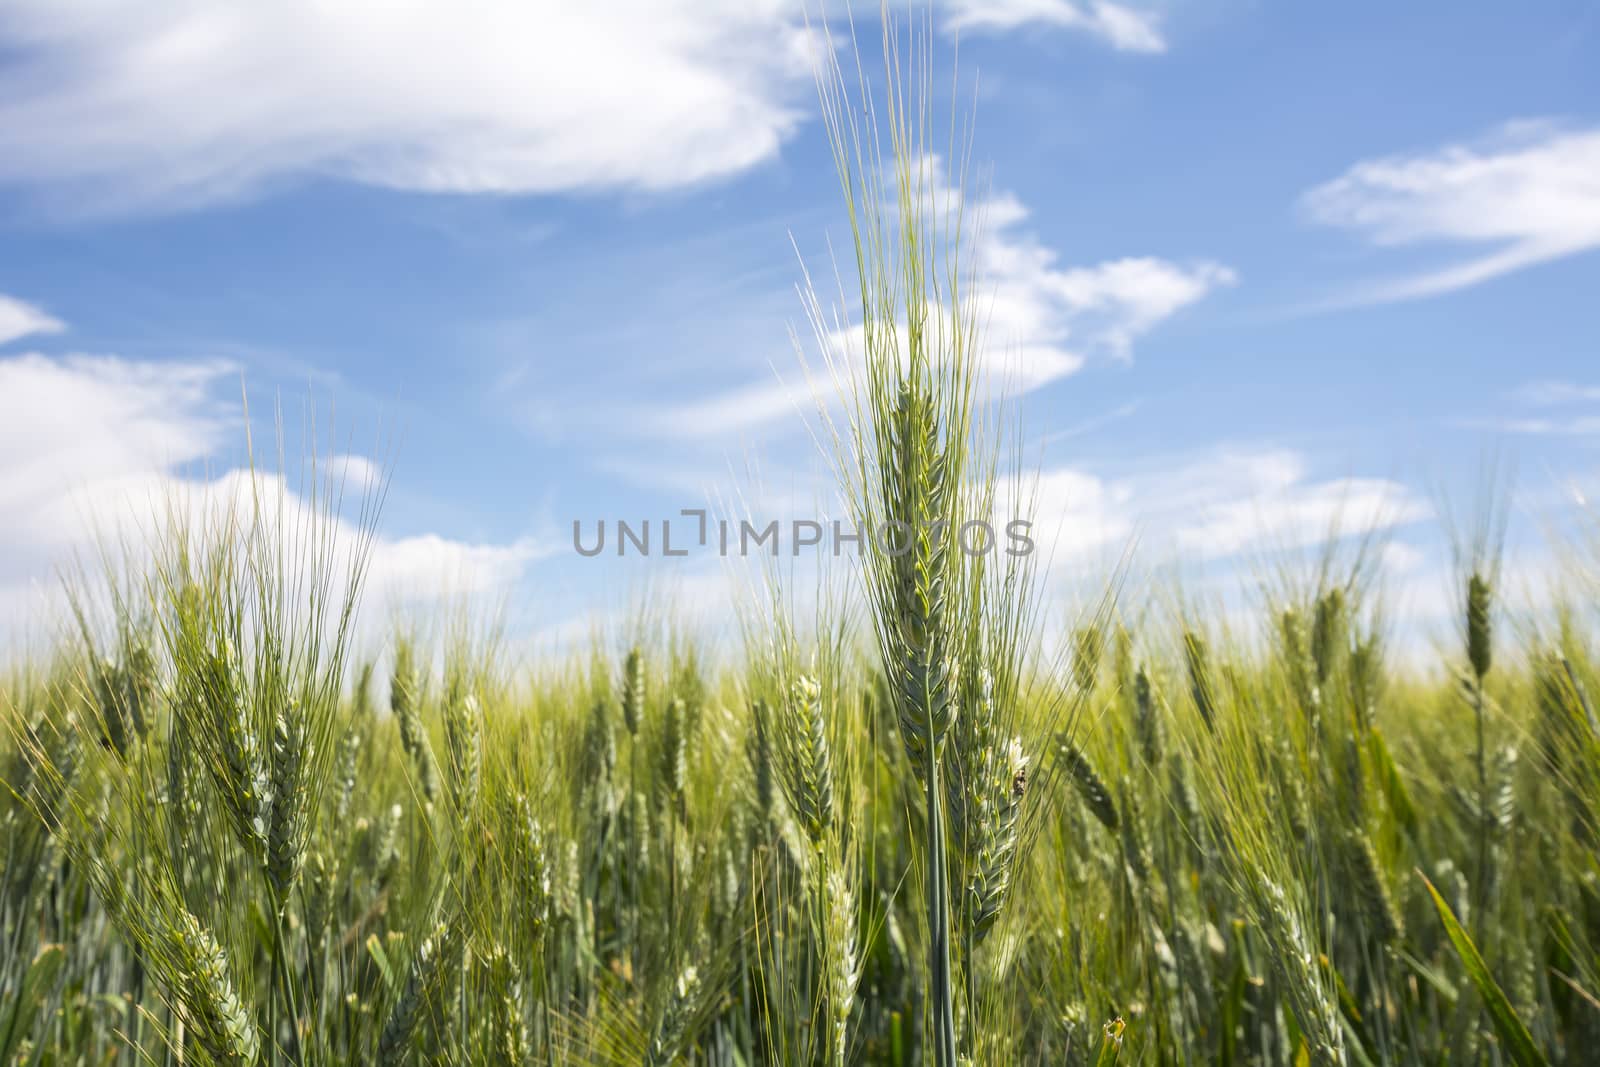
[1511, 380, 1600, 407]
[1302, 120, 1600, 302]
[0, 351, 544, 637]
[1381, 540, 1426, 576]
[0, 294, 65, 346]
[647, 168, 1232, 440]
[992, 244, 1236, 363]
[365, 532, 548, 600]
[1474, 415, 1600, 437]
[1463, 378, 1600, 436]
[0, 354, 231, 560]
[324, 453, 383, 493]
[0, 2, 819, 214]
[1172, 472, 1427, 560]
[1024, 446, 1430, 569]
[0, 1, 1165, 216]
[1022, 467, 1137, 563]
[941, 0, 1165, 53]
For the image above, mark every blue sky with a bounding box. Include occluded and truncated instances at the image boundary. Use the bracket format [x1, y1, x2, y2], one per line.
[1, 2, 1597, 647]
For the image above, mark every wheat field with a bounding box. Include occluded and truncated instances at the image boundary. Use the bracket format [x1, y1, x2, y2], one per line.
[3, 22, 1598, 1067]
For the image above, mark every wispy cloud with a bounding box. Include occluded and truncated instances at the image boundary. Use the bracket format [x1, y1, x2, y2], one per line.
[1302, 120, 1600, 303]
[941, 0, 1165, 53]
[635, 376, 817, 441]
[1037, 400, 1141, 447]
[0, 294, 65, 346]
[1474, 415, 1600, 437]
[1511, 380, 1600, 406]
[1461, 378, 1600, 436]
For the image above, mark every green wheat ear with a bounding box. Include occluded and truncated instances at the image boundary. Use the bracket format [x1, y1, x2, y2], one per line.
[1132, 666, 1163, 769]
[825, 866, 862, 1063]
[1346, 829, 1403, 945]
[583, 695, 617, 780]
[266, 700, 308, 901]
[746, 698, 777, 827]
[443, 684, 482, 818]
[391, 641, 440, 804]
[1073, 625, 1103, 695]
[645, 964, 703, 1067]
[885, 378, 959, 772]
[1183, 629, 1217, 732]
[1466, 572, 1493, 682]
[1058, 734, 1118, 832]
[774, 674, 834, 848]
[1311, 585, 1346, 685]
[304, 849, 336, 956]
[334, 725, 361, 822]
[187, 639, 271, 862]
[659, 695, 689, 813]
[379, 920, 455, 1066]
[963, 735, 1027, 943]
[512, 794, 552, 943]
[173, 908, 260, 1067]
[486, 943, 531, 1065]
[622, 647, 646, 737]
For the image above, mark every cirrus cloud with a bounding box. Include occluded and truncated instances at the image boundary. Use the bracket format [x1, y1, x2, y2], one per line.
[1302, 120, 1600, 303]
